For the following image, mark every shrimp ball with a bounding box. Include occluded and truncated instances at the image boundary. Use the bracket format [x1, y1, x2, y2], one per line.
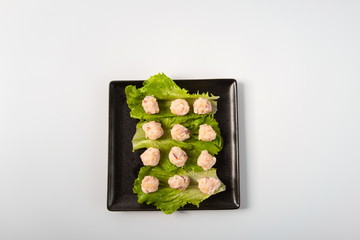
[141, 176, 159, 194]
[142, 121, 164, 140]
[197, 177, 221, 195]
[140, 147, 160, 166]
[142, 96, 159, 114]
[197, 150, 216, 170]
[170, 99, 190, 116]
[171, 124, 190, 141]
[198, 124, 216, 141]
[169, 146, 188, 167]
[168, 175, 190, 191]
[193, 98, 212, 114]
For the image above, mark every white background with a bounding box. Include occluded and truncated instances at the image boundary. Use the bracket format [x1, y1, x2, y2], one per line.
[1, 0, 360, 239]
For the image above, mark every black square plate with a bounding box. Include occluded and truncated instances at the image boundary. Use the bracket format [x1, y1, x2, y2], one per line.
[108, 79, 240, 211]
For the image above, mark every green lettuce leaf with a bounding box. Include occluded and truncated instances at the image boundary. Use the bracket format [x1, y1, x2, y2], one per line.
[125, 73, 226, 214]
[133, 167, 226, 214]
[125, 73, 219, 120]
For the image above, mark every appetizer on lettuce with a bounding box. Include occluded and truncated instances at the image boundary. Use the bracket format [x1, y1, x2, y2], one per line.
[125, 73, 225, 214]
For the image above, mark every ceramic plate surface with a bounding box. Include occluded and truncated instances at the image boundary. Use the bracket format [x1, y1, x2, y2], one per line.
[108, 79, 240, 211]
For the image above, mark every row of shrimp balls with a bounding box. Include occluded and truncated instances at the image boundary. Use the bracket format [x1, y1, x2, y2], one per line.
[142, 96, 212, 115]
[141, 175, 221, 195]
[142, 121, 217, 141]
[141, 147, 216, 170]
